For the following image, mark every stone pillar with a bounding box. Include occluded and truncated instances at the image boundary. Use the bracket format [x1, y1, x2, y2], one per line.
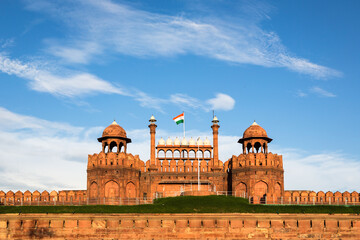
[148, 115, 158, 172]
[211, 116, 221, 171]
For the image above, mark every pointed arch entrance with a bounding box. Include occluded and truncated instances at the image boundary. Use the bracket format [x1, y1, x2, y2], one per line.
[89, 182, 98, 200]
[274, 182, 281, 201]
[235, 182, 247, 198]
[126, 182, 136, 198]
[105, 180, 119, 204]
[254, 181, 268, 204]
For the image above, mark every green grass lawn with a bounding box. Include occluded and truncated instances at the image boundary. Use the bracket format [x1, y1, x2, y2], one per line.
[1, 195, 360, 214]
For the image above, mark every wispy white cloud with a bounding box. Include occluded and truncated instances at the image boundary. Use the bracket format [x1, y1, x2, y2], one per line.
[310, 86, 336, 98]
[25, 0, 341, 78]
[296, 90, 307, 98]
[0, 107, 82, 137]
[167, 93, 236, 111]
[45, 40, 102, 64]
[296, 86, 336, 98]
[0, 107, 359, 192]
[169, 93, 207, 111]
[0, 53, 126, 98]
[132, 90, 166, 112]
[0, 53, 235, 111]
[0, 38, 15, 49]
[134, 92, 236, 112]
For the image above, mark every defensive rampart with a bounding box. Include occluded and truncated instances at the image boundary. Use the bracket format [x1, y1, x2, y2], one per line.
[2, 189, 359, 206]
[1, 213, 360, 239]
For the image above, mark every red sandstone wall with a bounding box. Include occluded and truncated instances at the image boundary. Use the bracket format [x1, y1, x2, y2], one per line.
[1, 213, 360, 239]
[1, 189, 360, 206]
[283, 190, 360, 205]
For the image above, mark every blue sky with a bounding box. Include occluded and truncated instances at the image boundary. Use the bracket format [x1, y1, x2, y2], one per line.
[0, 0, 359, 192]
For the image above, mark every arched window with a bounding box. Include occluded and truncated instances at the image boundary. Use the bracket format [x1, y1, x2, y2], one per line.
[246, 142, 252, 153]
[104, 144, 108, 153]
[182, 150, 188, 158]
[110, 141, 117, 153]
[119, 142, 124, 152]
[166, 150, 172, 159]
[189, 150, 195, 158]
[254, 142, 261, 153]
[204, 150, 211, 159]
[157, 150, 165, 158]
[173, 150, 180, 158]
[196, 150, 203, 159]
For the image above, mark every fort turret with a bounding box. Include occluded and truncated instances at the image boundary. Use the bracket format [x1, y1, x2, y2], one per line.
[230, 121, 284, 203]
[87, 121, 143, 204]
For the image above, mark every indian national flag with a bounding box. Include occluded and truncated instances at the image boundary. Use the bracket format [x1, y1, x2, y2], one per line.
[173, 113, 184, 125]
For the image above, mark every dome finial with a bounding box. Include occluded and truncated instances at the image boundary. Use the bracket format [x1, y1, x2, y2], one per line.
[149, 114, 156, 123]
[111, 120, 118, 125]
[212, 115, 219, 124]
[252, 120, 258, 126]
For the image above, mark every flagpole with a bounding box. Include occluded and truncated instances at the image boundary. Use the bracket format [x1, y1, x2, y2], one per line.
[183, 111, 185, 138]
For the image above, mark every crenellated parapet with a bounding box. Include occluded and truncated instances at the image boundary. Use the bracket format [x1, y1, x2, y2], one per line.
[283, 190, 360, 204]
[0, 190, 87, 205]
[143, 158, 224, 173]
[87, 152, 145, 171]
[231, 152, 283, 169]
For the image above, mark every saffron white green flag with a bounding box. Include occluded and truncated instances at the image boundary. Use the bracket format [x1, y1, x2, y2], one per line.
[173, 113, 184, 125]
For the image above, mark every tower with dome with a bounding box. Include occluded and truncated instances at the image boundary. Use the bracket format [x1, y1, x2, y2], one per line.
[230, 121, 284, 204]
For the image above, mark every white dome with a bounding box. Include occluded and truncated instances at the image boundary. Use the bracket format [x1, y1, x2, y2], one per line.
[188, 137, 196, 146]
[166, 137, 173, 146]
[158, 137, 165, 145]
[212, 116, 219, 123]
[196, 138, 203, 146]
[181, 137, 188, 146]
[174, 137, 180, 145]
[149, 115, 156, 123]
[203, 137, 211, 145]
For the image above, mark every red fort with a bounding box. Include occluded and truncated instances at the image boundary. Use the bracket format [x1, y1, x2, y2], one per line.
[0, 116, 358, 205]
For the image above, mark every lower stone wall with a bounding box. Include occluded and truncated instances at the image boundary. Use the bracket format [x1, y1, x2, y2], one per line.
[1, 213, 360, 239]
